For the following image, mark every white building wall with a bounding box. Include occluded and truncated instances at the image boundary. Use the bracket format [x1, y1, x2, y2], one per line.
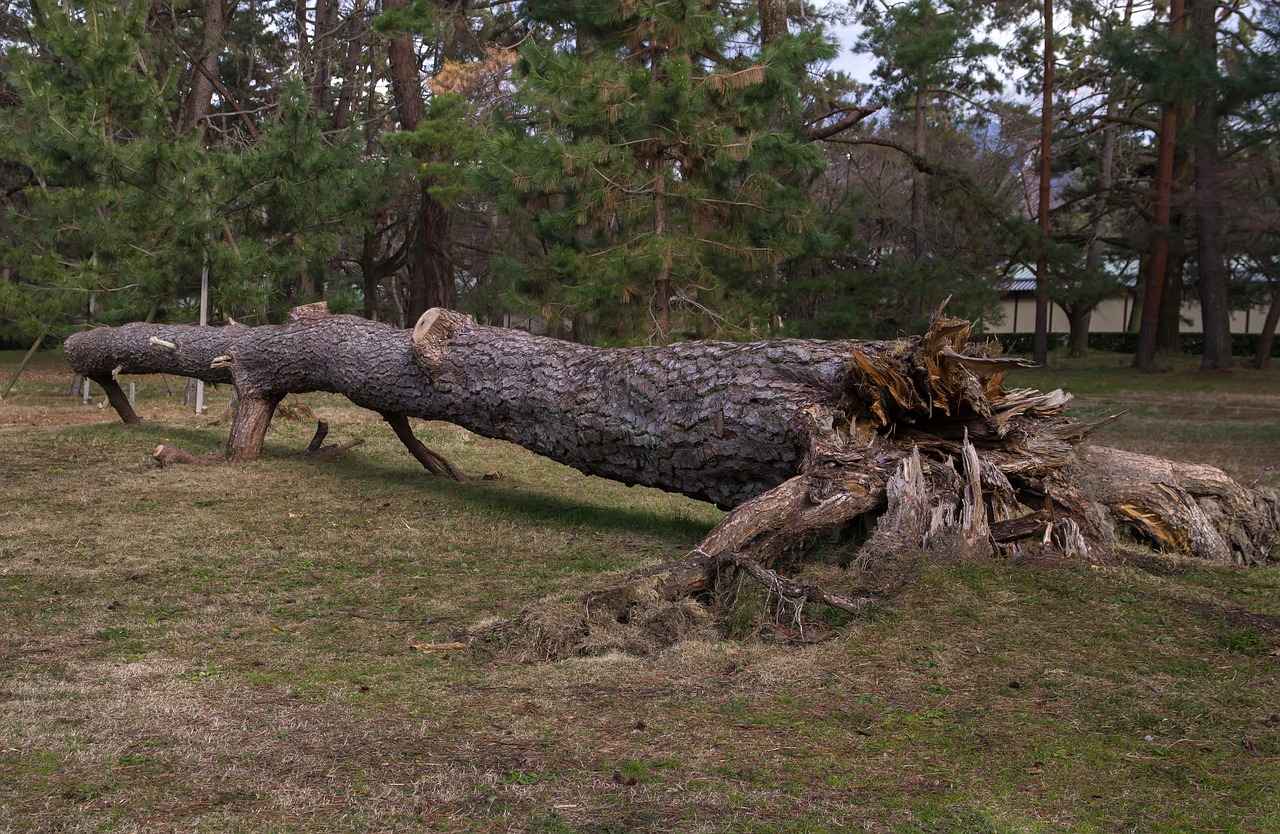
[987, 293, 1271, 335]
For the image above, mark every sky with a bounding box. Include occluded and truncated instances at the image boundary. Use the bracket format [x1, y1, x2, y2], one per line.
[825, 20, 876, 83]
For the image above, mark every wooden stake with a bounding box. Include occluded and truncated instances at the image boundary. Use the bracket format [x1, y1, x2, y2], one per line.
[0, 331, 44, 400]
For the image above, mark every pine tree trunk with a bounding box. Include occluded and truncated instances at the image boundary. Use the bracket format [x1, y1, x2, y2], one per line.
[1033, 0, 1055, 367]
[1157, 249, 1185, 356]
[1254, 282, 1280, 370]
[384, 0, 454, 321]
[1192, 0, 1232, 370]
[64, 304, 1278, 572]
[332, 12, 367, 131]
[1064, 305, 1092, 357]
[1135, 0, 1186, 368]
[653, 170, 672, 344]
[408, 184, 454, 318]
[759, 0, 787, 45]
[62, 304, 1280, 653]
[308, 0, 340, 115]
[178, 0, 229, 134]
[911, 88, 927, 265]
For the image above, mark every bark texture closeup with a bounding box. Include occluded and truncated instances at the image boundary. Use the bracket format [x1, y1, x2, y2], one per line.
[65, 304, 1279, 651]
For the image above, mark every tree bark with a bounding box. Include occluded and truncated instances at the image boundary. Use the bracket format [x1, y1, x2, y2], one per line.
[1192, 0, 1232, 370]
[1063, 304, 1092, 357]
[1033, 0, 1054, 366]
[384, 0, 455, 320]
[759, 0, 787, 46]
[1254, 282, 1280, 370]
[1135, 0, 1186, 368]
[63, 304, 1280, 653]
[332, 9, 368, 132]
[178, 0, 230, 135]
[911, 88, 928, 265]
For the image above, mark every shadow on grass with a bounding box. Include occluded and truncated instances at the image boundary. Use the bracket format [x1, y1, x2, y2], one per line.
[58, 418, 720, 545]
[330, 454, 719, 544]
[53, 420, 227, 454]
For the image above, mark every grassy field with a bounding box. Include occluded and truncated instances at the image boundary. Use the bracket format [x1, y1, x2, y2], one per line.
[1, 349, 1278, 833]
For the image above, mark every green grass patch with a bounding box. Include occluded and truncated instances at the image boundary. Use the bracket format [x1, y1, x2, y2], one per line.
[1, 350, 1278, 831]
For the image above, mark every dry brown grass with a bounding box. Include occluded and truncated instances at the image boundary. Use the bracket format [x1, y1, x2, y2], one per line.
[2, 350, 1279, 833]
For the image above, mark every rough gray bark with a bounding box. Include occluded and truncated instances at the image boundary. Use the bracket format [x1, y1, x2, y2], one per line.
[64, 303, 1279, 652]
[178, 0, 229, 135]
[759, 0, 787, 45]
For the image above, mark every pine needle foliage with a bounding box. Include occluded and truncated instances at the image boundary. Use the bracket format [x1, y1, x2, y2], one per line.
[478, 0, 836, 344]
[0, 1, 390, 339]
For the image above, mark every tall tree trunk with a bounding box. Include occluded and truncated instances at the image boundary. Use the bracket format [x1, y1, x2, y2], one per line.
[759, 0, 786, 45]
[408, 183, 454, 318]
[1135, 0, 1186, 368]
[178, 0, 229, 134]
[384, 0, 455, 321]
[361, 230, 383, 320]
[911, 88, 927, 265]
[653, 169, 671, 344]
[1156, 248, 1185, 356]
[332, 10, 368, 131]
[1063, 305, 1091, 357]
[1033, 0, 1054, 366]
[1192, 0, 1232, 370]
[309, 0, 341, 115]
[295, 0, 311, 76]
[1254, 281, 1280, 370]
[1158, 117, 1196, 357]
[1068, 62, 1123, 359]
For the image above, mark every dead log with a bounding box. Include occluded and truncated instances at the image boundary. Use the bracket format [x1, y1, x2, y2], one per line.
[65, 303, 1279, 650]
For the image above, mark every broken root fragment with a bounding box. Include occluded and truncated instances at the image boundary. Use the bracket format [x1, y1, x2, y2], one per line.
[291, 420, 366, 461]
[152, 444, 221, 467]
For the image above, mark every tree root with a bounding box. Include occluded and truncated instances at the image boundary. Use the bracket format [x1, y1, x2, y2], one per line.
[484, 332, 1278, 657]
[291, 420, 366, 461]
[713, 550, 873, 616]
[152, 445, 221, 467]
[381, 412, 471, 483]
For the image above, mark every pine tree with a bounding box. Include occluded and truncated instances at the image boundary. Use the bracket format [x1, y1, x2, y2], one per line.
[838, 0, 1010, 334]
[0, 1, 389, 337]
[479, 0, 834, 344]
[0, 0, 199, 331]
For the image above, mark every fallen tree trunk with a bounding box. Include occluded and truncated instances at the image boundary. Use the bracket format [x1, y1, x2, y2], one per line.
[64, 303, 1279, 649]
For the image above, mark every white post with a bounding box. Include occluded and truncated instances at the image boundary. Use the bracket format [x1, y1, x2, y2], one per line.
[82, 378, 90, 404]
[128, 382, 136, 409]
[196, 220, 211, 415]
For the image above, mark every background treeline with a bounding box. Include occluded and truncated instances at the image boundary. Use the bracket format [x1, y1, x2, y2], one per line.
[0, 0, 1277, 366]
